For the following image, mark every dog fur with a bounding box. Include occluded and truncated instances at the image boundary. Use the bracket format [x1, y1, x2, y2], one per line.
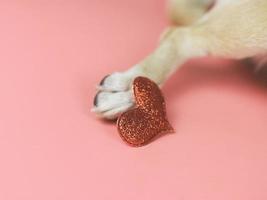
[92, 0, 267, 119]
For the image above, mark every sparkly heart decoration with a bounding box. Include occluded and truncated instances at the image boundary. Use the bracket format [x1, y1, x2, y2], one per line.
[117, 76, 174, 147]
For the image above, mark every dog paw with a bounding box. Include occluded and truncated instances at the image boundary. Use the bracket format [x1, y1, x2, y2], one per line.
[92, 72, 136, 119]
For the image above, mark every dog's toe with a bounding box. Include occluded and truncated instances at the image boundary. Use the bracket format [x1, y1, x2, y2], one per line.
[98, 72, 132, 92]
[93, 70, 140, 119]
[92, 90, 135, 119]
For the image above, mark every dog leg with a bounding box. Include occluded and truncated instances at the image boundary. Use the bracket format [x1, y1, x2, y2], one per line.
[93, 0, 267, 119]
[167, 0, 215, 25]
[92, 27, 208, 119]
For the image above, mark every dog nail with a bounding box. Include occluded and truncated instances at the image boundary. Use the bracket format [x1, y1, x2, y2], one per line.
[99, 75, 110, 86]
[93, 92, 100, 106]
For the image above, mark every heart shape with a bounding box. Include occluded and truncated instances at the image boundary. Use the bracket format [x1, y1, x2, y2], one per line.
[117, 76, 174, 147]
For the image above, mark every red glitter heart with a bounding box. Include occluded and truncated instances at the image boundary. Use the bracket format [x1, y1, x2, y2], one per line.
[117, 77, 174, 147]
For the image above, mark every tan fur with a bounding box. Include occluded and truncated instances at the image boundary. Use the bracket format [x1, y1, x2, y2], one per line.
[134, 0, 267, 84]
[93, 0, 267, 119]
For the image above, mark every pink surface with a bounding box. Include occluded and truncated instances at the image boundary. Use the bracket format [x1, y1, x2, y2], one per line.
[0, 1, 267, 199]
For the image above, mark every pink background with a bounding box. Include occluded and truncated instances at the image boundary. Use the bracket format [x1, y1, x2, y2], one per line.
[0, 0, 267, 199]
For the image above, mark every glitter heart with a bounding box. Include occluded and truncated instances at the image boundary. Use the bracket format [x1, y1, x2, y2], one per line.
[117, 77, 174, 147]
